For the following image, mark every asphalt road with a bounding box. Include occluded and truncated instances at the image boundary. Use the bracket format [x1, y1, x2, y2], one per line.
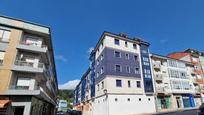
[159, 110, 197, 115]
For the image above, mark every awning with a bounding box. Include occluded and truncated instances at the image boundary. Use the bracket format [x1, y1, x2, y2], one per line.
[0, 100, 11, 108]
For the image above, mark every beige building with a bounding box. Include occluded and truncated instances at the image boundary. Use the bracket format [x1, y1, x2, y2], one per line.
[0, 16, 58, 115]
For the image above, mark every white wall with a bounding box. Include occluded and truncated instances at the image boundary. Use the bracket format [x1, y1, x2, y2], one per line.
[95, 35, 140, 60]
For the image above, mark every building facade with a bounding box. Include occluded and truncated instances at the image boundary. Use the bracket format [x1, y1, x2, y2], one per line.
[74, 32, 156, 115]
[0, 16, 58, 115]
[151, 54, 201, 112]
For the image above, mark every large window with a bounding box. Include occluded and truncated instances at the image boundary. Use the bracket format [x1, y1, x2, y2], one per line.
[114, 39, 120, 45]
[168, 69, 179, 78]
[0, 29, 11, 42]
[143, 57, 150, 66]
[133, 44, 137, 49]
[135, 68, 140, 74]
[168, 60, 177, 67]
[144, 69, 151, 78]
[126, 66, 130, 73]
[116, 80, 122, 87]
[115, 65, 122, 72]
[114, 51, 121, 58]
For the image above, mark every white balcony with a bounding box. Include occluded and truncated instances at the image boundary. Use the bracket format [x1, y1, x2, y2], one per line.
[153, 63, 161, 69]
[156, 86, 165, 93]
[155, 73, 163, 81]
[17, 41, 48, 53]
[12, 60, 45, 73]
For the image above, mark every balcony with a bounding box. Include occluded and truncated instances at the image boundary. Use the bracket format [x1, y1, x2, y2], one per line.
[12, 60, 45, 73]
[17, 41, 48, 53]
[154, 73, 163, 81]
[156, 86, 165, 93]
[153, 62, 161, 70]
[6, 85, 40, 95]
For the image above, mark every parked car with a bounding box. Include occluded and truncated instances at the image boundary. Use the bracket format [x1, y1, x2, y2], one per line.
[57, 111, 65, 115]
[198, 103, 204, 115]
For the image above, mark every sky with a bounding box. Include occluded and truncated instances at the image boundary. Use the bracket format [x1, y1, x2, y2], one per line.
[1, 0, 204, 89]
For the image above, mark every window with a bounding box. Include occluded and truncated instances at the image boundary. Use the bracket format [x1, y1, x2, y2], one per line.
[180, 72, 187, 79]
[101, 54, 104, 60]
[115, 65, 122, 72]
[134, 55, 138, 61]
[127, 98, 130, 101]
[125, 54, 129, 59]
[139, 98, 141, 101]
[0, 52, 5, 65]
[144, 69, 151, 78]
[168, 69, 179, 78]
[97, 84, 100, 91]
[115, 98, 118, 102]
[168, 60, 177, 67]
[148, 98, 151, 101]
[126, 66, 130, 73]
[101, 81, 104, 89]
[101, 67, 104, 74]
[0, 29, 11, 42]
[128, 80, 131, 88]
[143, 57, 150, 66]
[116, 80, 122, 87]
[136, 81, 141, 88]
[125, 41, 128, 47]
[142, 49, 148, 54]
[114, 51, 121, 58]
[133, 44, 137, 49]
[97, 59, 99, 65]
[114, 39, 120, 45]
[135, 68, 140, 74]
[97, 72, 100, 78]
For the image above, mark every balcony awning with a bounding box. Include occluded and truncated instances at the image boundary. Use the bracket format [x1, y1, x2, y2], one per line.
[0, 100, 11, 108]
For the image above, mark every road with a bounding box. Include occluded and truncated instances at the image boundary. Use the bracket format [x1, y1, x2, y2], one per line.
[159, 110, 197, 115]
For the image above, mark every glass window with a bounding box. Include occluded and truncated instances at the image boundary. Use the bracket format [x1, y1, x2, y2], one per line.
[128, 80, 131, 88]
[97, 59, 99, 65]
[135, 68, 140, 74]
[101, 67, 104, 74]
[114, 39, 120, 45]
[116, 79, 122, 87]
[101, 54, 104, 60]
[101, 81, 104, 89]
[0, 29, 11, 42]
[133, 44, 137, 49]
[134, 55, 138, 61]
[136, 81, 141, 88]
[125, 41, 128, 47]
[125, 54, 129, 59]
[114, 51, 121, 58]
[126, 66, 130, 73]
[115, 65, 121, 72]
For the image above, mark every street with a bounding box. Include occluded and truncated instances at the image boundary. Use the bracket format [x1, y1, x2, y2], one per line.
[158, 110, 198, 115]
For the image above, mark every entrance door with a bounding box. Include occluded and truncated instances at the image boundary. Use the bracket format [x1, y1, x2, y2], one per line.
[14, 106, 24, 115]
[176, 97, 182, 108]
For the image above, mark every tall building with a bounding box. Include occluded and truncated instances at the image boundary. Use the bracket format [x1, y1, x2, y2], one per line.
[151, 54, 201, 112]
[168, 49, 204, 103]
[74, 32, 156, 115]
[0, 16, 58, 115]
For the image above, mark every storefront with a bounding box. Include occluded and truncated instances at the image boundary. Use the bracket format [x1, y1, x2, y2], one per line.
[157, 96, 171, 110]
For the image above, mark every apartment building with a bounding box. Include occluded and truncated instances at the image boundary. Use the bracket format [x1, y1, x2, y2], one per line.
[168, 49, 204, 102]
[151, 54, 201, 112]
[0, 16, 58, 115]
[74, 32, 156, 115]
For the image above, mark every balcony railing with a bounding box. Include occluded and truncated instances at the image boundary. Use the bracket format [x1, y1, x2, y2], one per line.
[9, 85, 39, 90]
[153, 63, 161, 69]
[14, 60, 44, 69]
[157, 86, 165, 93]
[155, 73, 163, 81]
[20, 41, 47, 49]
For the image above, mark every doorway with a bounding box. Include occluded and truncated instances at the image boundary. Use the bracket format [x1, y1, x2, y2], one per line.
[14, 106, 24, 115]
[176, 97, 182, 108]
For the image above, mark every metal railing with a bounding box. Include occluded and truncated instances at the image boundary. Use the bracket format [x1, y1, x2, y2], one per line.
[155, 73, 163, 80]
[9, 85, 39, 90]
[14, 60, 44, 69]
[157, 86, 165, 93]
[20, 41, 47, 49]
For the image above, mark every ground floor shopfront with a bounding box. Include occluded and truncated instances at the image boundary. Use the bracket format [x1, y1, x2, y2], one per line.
[0, 96, 56, 115]
[156, 94, 202, 112]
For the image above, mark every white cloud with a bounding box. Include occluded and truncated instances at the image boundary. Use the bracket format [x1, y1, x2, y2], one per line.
[55, 55, 68, 62]
[87, 47, 94, 54]
[58, 79, 80, 90]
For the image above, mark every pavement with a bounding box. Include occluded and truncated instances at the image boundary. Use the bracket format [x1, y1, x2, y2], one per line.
[155, 109, 198, 115]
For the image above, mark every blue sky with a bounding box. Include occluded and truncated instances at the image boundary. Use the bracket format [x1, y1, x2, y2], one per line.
[1, 0, 204, 89]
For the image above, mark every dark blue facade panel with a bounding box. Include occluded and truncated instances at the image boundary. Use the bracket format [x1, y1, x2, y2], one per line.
[95, 48, 141, 82]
